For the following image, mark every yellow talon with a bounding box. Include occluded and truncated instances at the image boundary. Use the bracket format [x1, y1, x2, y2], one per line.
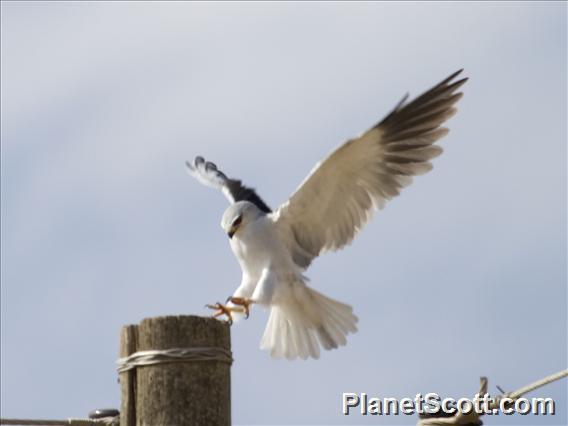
[205, 302, 234, 325]
[226, 297, 254, 319]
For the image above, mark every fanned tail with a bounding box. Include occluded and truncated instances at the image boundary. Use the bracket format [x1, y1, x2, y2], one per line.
[260, 285, 358, 360]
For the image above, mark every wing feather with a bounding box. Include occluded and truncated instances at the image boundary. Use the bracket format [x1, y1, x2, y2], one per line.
[272, 70, 467, 269]
[186, 156, 272, 213]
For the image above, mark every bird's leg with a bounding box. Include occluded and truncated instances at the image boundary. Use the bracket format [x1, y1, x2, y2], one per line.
[226, 297, 255, 319]
[205, 302, 247, 325]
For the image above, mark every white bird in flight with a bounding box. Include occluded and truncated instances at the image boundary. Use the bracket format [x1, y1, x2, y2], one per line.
[187, 70, 467, 360]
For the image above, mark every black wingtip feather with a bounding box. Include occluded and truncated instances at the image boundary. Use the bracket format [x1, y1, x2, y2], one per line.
[441, 68, 464, 84]
[189, 155, 272, 213]
[432, 69, 465, 91]
[377, 70, 467, 134]
[374, 70, 466, 131]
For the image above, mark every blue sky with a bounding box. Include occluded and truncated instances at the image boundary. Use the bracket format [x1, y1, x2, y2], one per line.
[1, 2, 566, 425]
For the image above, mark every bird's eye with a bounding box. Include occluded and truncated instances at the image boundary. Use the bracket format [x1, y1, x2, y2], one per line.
[233, 215, 242, 226]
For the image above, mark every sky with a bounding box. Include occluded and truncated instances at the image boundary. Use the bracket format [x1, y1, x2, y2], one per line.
[1, 2, 566, 425]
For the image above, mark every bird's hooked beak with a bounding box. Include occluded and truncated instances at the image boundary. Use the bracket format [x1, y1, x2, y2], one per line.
[227, 222, 241, 239]
[228, 227, 236, 239]
[227, 214, 243, 239]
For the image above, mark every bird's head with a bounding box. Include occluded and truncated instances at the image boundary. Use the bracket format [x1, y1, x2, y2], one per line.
[221, 201, 263, 239]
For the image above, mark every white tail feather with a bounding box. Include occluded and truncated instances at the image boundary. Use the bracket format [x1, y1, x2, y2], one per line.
[260, 286, 358, 360]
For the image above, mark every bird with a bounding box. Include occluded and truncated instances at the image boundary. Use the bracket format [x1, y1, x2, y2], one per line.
[186, 69, 467, 360]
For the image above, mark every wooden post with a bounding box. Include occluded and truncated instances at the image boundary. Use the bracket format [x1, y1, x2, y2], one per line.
[119, 315, 231, 426]
[119, 325, 138, 426]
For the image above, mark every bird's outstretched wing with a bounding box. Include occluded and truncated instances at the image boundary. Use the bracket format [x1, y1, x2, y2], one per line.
[186, 156, 272, 213]
[272, 69, 468, 269]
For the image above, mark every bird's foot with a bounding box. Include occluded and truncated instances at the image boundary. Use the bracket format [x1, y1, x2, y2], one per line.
[226, 296, 254, 319]
[205, 302, 247, 325]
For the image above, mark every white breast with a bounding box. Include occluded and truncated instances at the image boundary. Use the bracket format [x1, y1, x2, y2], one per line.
[229, 215, 294, 279]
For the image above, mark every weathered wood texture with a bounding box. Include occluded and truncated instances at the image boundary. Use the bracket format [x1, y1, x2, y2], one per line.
[119, 315, 231, 426]
[119, 325, 138, 426]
